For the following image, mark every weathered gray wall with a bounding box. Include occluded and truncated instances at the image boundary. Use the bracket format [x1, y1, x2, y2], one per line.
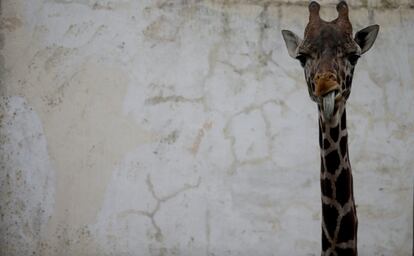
[0, 0, 412, 255]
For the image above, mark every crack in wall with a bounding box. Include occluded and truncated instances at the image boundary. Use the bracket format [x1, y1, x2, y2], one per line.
[118, 174, 201, 242]
[213, 4, 274, 81]
[223, 99, 285, 174]
[145, 94, 204, 106]
[50, 0, 131, 10]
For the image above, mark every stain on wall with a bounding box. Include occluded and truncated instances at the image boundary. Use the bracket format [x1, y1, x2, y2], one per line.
[0, 96, 55, 255]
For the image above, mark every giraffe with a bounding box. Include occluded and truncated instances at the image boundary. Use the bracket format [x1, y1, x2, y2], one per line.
[281, 1, 379, 255]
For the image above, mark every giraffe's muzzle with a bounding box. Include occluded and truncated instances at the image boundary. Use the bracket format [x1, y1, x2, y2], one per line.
[314, 72, 341, 121]
[314, 72, 340, 97]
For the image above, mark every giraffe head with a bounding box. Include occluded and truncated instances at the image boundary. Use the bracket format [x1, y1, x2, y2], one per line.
[281, 1, 379, 123]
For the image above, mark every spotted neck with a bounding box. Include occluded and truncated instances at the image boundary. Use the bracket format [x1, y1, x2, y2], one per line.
[318, 108, 358, 256]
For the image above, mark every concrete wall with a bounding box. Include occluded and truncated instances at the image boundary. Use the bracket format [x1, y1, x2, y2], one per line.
[0, 0, 412, 255]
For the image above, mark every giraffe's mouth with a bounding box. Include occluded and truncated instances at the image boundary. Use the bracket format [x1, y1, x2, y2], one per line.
[322, 90, 337, 121]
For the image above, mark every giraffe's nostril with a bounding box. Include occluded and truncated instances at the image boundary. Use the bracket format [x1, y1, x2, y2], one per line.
[314, 72, 337, 83]
[328, 74, 336, 80]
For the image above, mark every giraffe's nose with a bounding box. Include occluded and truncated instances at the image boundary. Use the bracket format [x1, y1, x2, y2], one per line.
[314, 72, 339, 97]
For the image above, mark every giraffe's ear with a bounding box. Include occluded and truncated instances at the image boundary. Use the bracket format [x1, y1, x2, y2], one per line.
[281, 30, 302, 58]
[354, 25, 379, 54]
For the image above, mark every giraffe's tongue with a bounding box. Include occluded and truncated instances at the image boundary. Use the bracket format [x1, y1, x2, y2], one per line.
[322, 91, 336, 121]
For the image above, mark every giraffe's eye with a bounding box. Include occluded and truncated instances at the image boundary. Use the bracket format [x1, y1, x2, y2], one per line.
[296, 54, 309, 67]
[347, 53, 360, 65]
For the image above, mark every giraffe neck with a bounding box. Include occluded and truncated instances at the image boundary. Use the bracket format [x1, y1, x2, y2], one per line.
[318, 108, 358, 256]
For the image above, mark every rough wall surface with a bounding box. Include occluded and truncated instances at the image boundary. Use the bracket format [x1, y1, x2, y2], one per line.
[0, 0, 412, 255]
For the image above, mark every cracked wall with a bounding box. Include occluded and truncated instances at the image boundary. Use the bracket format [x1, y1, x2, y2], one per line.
[0, 0, 413, 255]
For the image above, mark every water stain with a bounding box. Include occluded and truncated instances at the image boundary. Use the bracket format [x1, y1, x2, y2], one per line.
[143, 15, 180, 42]
[52, 0, 131, 10]
[160, 130, 180, 144]
[4, 58, 159, 252]
[0, 96, 55, 255]
[92, 2, 113, 10]
[380, 0, 398, 8]
[63, 21, 94, 37]
[44, 47, 76, 72]
[0, 17, 23, 32]
[0, 33, 5, 49]
[190, 120, 213, 155]
[0, 54, 6, 92]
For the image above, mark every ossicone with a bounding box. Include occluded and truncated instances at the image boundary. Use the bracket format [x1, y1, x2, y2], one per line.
[336, 1, 352, 33]
[336, 1, 349, 20]
[308, 1, 320, 22]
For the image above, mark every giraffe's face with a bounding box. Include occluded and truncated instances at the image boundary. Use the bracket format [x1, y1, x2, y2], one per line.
[282, 1, 379, 122]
